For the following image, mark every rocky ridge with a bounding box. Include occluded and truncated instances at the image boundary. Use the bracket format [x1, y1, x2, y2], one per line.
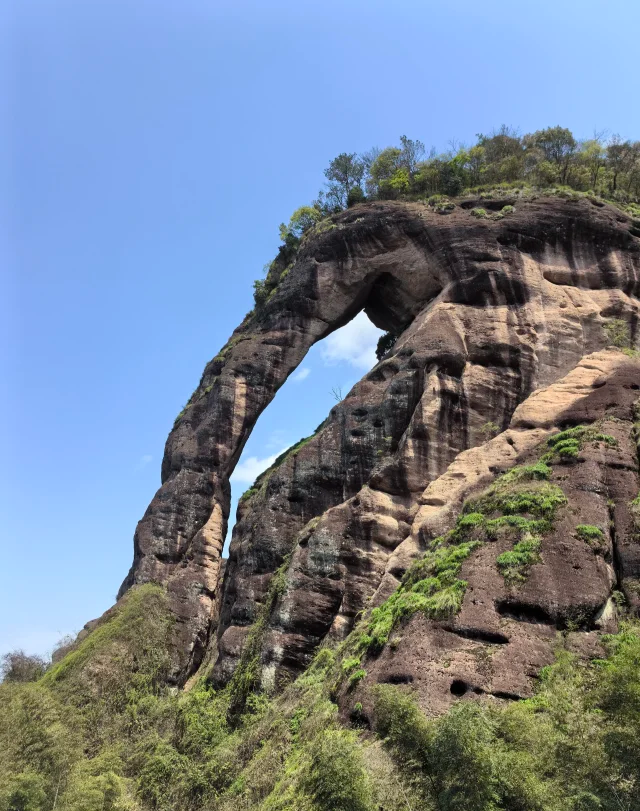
[118, 196, 640, 710]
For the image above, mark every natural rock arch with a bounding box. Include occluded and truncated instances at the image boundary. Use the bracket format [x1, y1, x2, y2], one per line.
[118, 198, 640, 682]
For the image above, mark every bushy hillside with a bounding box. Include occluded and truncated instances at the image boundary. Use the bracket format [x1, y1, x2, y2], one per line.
[2, 582, 640, 810]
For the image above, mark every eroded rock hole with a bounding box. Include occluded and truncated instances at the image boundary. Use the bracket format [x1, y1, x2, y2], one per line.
[496, 599, 554, 625]
[452, 626, 510, 645]
[385, 673, 414, 685]
[450, 679, 469, 696]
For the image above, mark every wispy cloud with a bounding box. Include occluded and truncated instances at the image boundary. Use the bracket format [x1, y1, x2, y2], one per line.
[231, 446, 291, 485]
[265, 430, 288, 451]
[135, 454, 153, 471]
[321, 311, 382, 370]
[292, 367, 310, 382]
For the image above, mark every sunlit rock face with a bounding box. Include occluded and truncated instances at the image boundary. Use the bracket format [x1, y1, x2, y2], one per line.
[118, 196, 640, 687]
[344, 355, 640, 717]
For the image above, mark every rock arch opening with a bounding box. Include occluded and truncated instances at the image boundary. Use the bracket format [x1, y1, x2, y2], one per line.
[225, 311, 385, 555]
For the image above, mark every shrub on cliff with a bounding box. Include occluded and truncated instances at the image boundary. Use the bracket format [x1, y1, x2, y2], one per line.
[302, 729, 373, 811]
[375, 331, 397, 360]
[346, 186, 366, 207]
[0, 651, 48, 683]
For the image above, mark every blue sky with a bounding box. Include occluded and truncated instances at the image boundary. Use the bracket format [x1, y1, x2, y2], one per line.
[2, 0, 639, 657]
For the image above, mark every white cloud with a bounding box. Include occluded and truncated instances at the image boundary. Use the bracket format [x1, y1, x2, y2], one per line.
[135, 454, 153, 471]
[292, 367, 310, 382]
[231, 446, 291, 485]
[321, 311, 382, 370]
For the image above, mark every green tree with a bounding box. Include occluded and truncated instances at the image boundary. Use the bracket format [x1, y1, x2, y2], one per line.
[466, 144, 486, 185]
[429, 703, 501, 811]
[625, 142, 640, 196]
[606, 136, 638, 193]
[477, 126, 523, 163]
[346, 186, 366, 207]
[398, 135, 425, 174]
[1, 652, 47, 684]
[0, 771, 47, 811]
[528, 126, 577, 184]
[0, 683, 80, 811]
[439, 161, 464, 196]
[324, 153, 365, 209]
[580, 137, 607, 188]
[596, 625, 640, 807]
[302, 729, 373, 811]
[476, 126, 524, 183]
[367, 147, 402, 196]
[375, 332, 397, 360]
[279, 205, 323, 240]
[62, 752, 132, 811]
[412, 158, 442, 196]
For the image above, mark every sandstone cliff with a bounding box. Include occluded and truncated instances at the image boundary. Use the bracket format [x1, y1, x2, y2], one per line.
[118, 195, 640, 711]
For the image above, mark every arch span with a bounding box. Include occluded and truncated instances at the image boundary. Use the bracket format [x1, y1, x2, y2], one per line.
[118, 199, 640, 681]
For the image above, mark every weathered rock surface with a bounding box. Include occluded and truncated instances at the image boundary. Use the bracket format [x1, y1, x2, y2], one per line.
[350, 355, 640, 717]
[118, 196, 640, 690]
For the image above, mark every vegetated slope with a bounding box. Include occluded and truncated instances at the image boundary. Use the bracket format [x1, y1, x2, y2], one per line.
[2, 425, 640, 810]
[3, 178, 640, 810]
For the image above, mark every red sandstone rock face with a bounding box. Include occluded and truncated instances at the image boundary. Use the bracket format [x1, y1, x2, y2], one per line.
[117, 197, 640, 688]
[348, 362, 640, 718]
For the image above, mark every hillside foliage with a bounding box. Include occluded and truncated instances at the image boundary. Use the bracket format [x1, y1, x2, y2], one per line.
[1, 582, 639, 811]
[319, 126, 640, 209]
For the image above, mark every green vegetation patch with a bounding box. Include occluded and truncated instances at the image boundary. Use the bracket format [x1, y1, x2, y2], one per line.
[603, 318, 633, 350]
[460, 463, 565, 585]
[375, 331, 398, 361]
[347, 669, 367, 689]
[484, 514, 551, 540]
[494, 461, 552, 485]
[0, 585, 176, 811]
[372, 623, 640, 811]
[43, 584, 173, 700]
[173, 375, 220, 426]
[3, 601, 640, 811]
[213, 333, 252, 364]
[361, 538, 482, 655]
[467, 480, 566, 520]
[247, 125, 640, 328]
[575, 524, 606, 552]
[353, 462, 564, 652]
[173, 403, 191, 426]
[490, 204, 517, 221]
[226, 557, 290, 719]
[543, 424, 618, 462]
[496, 536, 542, 584]
[480, 420, 500, 439]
